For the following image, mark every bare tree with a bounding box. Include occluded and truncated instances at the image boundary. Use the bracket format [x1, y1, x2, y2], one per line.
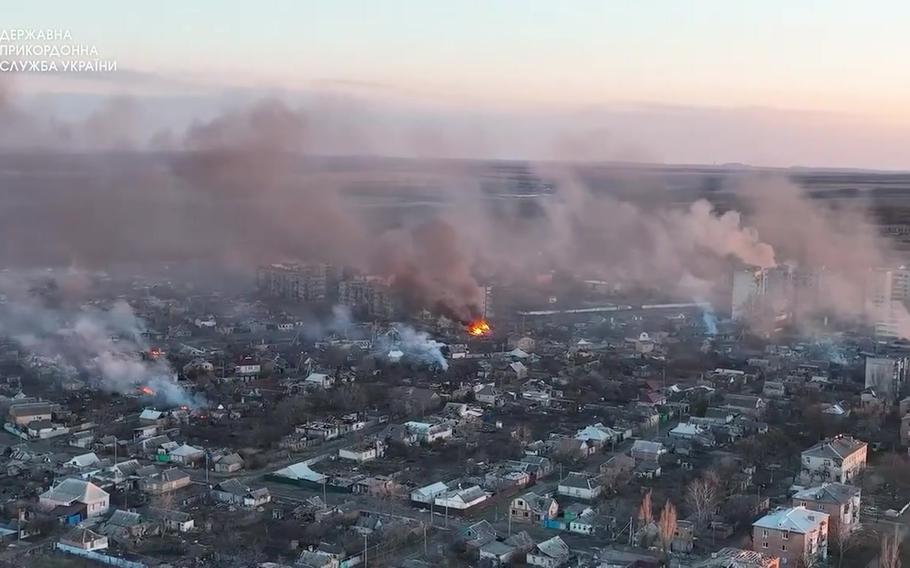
[638, 490, 653, 527]
[657, 499, 678, 556]
[830, 526, 872, 568]
[685, 473, 719, 528]
[880, 525, 902, 568]
[601, 458, 633, 496]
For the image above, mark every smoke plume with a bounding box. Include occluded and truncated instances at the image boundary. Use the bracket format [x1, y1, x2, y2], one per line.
[380, 325, 448, 371]
[0, 271, 204, 408]
[1, 81, 909, 338]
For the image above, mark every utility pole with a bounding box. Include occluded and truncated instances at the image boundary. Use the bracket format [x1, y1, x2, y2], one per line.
[205, 452, 210, 485]
[363, 533, 368, 567]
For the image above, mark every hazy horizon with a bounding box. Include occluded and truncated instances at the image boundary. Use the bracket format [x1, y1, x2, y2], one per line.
[3, 1, 910, 169]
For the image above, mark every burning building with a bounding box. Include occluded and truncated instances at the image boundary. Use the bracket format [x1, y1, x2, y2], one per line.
[466, 319, 492, 337]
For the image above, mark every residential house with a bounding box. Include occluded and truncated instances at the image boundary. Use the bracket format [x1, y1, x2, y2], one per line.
[140, 468, 191, 495]
[462, 519, 498, 549]
[752, 506, 828, 567]
[234, 357, 261, 378]
[64, 453, 101, 471]
[168, 444, 205, 466]
[792, 483, 861, 539]
[557, 472, 603, 501]
[670, 422, 716, 447]
[149, 508, 194, 533]
[138, 409, 164, 426]
[214, 453, 244, 473]
[69, 431, 94, 449]
[475, 384, 500, 406]
[305, 422, 341, 441]
[339, 440, 386, 463]
[800, 435, 867, 484]
[404, 421, 453, 443]
[305, 372, 334, 389]
[510, 361, 529, 381]
[8, 401, 55, 426]
[212, 479, 272, 508]
[569, 509, 597, 535]
[410, 481, 448, 505]
[26, 419, 68, 439]
[695, 547, 780, 568]
[575, 423, 623, 449]
[59, 528, 108, 551]
[510, 492, 559, 524]
[434, 485, 488, 513]
[39, 478, 110, 518]
[100, 509, 154, 543]
[630, 440, 666, 463]
[724, 394, 766, 417]
[133, 422, 158, 440]
[553, 437, 595, 462]
[512, 455, 554, 480]
[527, 535, 570, 568]
[480, 540, 518, 565]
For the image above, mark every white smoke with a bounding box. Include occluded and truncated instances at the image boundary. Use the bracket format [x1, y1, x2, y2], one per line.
[0, 272, 204, 408]
[380, 325, 448, 371]
[303, 304, 355, 341]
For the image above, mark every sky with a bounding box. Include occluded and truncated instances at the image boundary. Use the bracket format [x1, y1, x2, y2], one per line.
[4, 1, 910, 168]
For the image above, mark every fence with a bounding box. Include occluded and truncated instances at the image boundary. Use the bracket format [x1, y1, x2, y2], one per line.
[54, 543, 147, 568]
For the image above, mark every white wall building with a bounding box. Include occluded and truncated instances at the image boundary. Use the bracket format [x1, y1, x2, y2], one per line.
[39, 479, 110, 517]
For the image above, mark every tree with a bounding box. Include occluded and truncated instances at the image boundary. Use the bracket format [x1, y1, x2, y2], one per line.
[601, 458, 633, 495]
[830, 526, 873, 568]
[685, 473, 720, 528]
[877, 453, 910, 504]
[880, 525, 902, 568]
[638, 490, 653, 527]
[657, 499, 678, 557]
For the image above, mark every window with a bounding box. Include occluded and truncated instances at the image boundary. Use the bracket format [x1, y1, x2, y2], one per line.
[781, 544, 787, 551]
[762, 542, 769, 549]
[762, 530, 769, 538]
[783, 531, 790, 540]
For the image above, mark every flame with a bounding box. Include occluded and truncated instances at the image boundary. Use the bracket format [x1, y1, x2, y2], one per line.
[139, 386, 155, 396]
[466, 319, 491, 337]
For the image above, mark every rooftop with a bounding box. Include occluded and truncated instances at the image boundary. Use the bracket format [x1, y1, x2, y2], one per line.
[753, 506, 828, 533]
[793, 483, 860, 505]
[41, 478, 109, 505]
[803, 435, 867, 461]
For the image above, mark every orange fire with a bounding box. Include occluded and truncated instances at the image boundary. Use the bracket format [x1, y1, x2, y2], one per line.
[467, 319, 491, 337]
[139, 386, 155, 396]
